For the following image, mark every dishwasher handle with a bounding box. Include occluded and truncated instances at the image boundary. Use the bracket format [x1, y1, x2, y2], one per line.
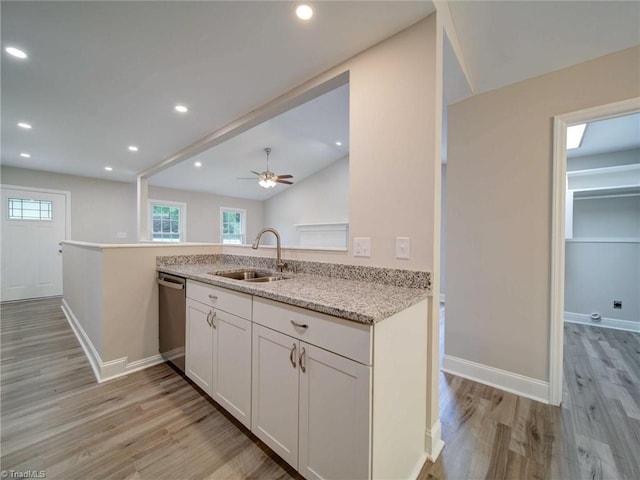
[157, 278, 185, 290]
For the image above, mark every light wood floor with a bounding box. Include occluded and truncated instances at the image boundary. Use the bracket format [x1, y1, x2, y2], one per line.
[2, 298, 639, 479]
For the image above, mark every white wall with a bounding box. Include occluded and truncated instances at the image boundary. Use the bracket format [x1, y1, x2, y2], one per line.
[446, 46, 640, 382]
[0, 166, 265, 244]
[568, 148, 640, 171]
[263, 156, 348, 246]
[1, 166, 137, 243]
[440, 163, 447, 297]
[148, 185, 264, 243]
[565, 194, 640, 323]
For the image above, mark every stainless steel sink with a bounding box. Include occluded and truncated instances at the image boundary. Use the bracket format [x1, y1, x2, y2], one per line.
[211, 270, 288, 283]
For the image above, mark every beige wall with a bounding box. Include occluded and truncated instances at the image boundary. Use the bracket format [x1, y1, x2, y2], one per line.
[348, 15, 437, 270]
[148, 185, 264, 243]
[1, 166, 137, 243]
[446, 46, 640, 381]
[263, 156, 349, 246]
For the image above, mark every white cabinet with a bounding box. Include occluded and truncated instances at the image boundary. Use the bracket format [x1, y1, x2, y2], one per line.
[211, 308, 252, 428]
[186, 280, 252, 428]
[186, 298, 214, 395]
[252, 299, 372, 479]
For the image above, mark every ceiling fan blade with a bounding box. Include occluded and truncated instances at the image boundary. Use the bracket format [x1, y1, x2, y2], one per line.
[276, 174, 293, 179]
[250, 171, 261, 176]
[236, 178, 257, 180]
[276, 179, 293, 185]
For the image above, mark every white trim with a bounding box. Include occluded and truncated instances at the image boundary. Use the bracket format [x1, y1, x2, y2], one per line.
[62, 299, 167, 383]
[408, 452, 429, 480]
[566, 237, 640, 243]
[442, 354, 550, 404]
[439, 293, 445, 304]
[148, 199, 187, 242]
[550, 97, 640, 406]
[574, 192, 640, 200]
[61, 299, 101, 382]
[564, 312, 640, 333]
[220, 206, 247, 244]
[425, 420, 445, 462]
[569, 163, 640, 177]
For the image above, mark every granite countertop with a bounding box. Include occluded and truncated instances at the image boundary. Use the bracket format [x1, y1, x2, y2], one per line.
[158, 262, 430, 325]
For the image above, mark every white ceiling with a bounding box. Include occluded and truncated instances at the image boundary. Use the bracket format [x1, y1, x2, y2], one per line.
[568, 113, 640, 159]
[2, 1, 639, 190]
[149, 83, 349, 200]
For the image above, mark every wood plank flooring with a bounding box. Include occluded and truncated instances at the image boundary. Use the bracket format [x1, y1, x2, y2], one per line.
[1, 297, 300, 480]
[2, 298, 639, 479]
[418, 310, 640, 480]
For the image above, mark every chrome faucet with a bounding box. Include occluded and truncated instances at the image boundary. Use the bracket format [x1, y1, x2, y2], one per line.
[252, 227, 288, 272]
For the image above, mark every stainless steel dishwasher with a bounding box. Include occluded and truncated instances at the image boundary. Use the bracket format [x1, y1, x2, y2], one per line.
[157, 272, 186, 373]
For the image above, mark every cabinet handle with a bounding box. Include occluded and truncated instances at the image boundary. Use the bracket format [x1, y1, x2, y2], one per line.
[206, 310, 213, 327]
[299, 347, 306, 373]
[211, 310, 217, 329]
[289, 343, 297, 369]
[209, 294, 218, 300]
[290, 320, 308, 329]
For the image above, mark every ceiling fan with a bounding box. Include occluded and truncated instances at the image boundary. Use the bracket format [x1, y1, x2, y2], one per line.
[238, 147, 294, 189]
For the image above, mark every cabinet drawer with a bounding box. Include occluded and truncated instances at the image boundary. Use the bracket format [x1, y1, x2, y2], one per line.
[187, 280, 252, 319]
[253, 297, 372, 365]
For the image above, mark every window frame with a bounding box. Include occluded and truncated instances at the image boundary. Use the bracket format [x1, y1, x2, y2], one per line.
[220, 207, 246, 245]
[148, 199, 187, 243]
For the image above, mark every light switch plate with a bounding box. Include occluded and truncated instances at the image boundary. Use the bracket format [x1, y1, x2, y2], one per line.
[396, 237, 410, 259]
[116, 232, 128, 239]
[353, 237, 371, 257]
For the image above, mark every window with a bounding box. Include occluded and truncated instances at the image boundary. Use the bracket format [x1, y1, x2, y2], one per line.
[8, 198, 53, 221]
[220, 207, 246, 244]
[149, 200, 186, 242]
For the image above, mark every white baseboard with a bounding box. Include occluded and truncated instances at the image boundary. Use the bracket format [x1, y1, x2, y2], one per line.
[408, 452, 429, 480]
[61, 299, 166, 383]
[564, 311, 640, 333]
[425, 420, 445, 462]
[439, 293, 445, 304]
[442, 354, 550, 404]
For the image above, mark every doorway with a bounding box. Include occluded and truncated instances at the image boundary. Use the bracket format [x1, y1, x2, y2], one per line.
[549, 98, 640, 405]
[1, 185, 69, 301]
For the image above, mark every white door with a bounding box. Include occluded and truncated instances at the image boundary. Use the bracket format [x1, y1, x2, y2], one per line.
[251, 324, 300, 469]
[212, 309, 252, 428]
[1, 187, 67, 302]
[185, 299, 214, 395]
[298, 343, 372, 480]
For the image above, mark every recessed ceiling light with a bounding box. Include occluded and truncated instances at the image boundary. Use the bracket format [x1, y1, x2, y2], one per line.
[566, 123, 586, 149]
[175, 105, 188, 113]
[296, 4, 313, 20]
[18, 122, 32, 129]
[20, 152, 31, 158]
[194, 161, 202, 167]
[335, 141, 342, 146]
[5, 46, 28, 59]
[104, 166, 113, 171]
[128, 145, 139, 152]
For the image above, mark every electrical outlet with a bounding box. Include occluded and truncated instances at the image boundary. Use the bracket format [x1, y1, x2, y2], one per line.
[396, 237, 410, 259]
[353, 237, 371, 257]
[613, 300, 622, 309]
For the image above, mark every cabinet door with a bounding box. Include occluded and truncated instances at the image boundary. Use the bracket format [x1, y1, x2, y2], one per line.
[212, 309, 252, 428]
[251, 324, 300, 469]
[298, 343, 372, 480]
[185, 298, 213, 395]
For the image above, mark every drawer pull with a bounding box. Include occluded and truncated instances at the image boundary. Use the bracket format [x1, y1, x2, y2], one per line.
[212, 310, 217, 329]
[206, 310, 213, 327]
[290, 343, 297, 369]
[208, 294, 218, 300]
[299, 347, 306, 373]
[290, 320, 308, 329]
